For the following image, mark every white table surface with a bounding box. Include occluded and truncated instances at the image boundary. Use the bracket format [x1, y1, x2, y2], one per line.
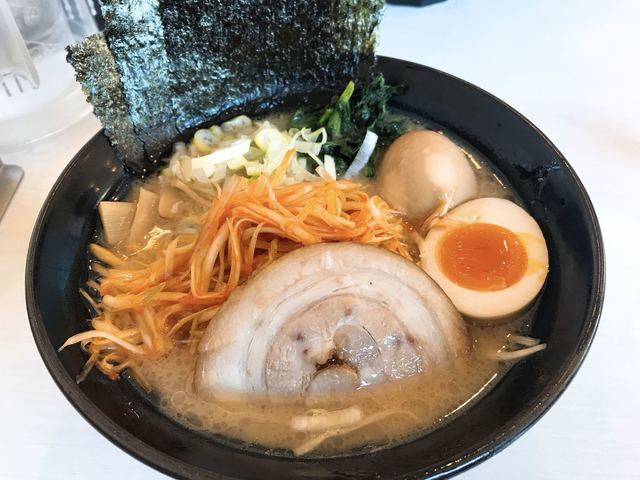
[1, 1, 639, 478]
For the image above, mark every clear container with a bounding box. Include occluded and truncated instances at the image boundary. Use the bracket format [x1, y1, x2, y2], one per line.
[0, 0, 98, 152]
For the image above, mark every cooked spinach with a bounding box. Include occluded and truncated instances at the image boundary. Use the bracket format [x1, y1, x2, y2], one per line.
[290, 74, 407, 177]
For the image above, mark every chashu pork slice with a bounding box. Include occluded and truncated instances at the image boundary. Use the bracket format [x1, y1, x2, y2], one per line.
[195, 243, 469, 399]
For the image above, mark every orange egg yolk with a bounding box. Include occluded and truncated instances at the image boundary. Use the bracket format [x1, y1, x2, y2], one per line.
[438, 222, 528, 291]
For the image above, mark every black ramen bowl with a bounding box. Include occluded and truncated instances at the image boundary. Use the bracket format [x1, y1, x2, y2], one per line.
[26, 57, 604, 479]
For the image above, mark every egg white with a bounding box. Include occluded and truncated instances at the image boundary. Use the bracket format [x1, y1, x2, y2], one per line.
[422, 197, 549, 322]
[377, 130, 478, 222]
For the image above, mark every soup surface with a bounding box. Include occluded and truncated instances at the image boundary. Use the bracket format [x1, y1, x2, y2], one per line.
[139, 322, 519, 455]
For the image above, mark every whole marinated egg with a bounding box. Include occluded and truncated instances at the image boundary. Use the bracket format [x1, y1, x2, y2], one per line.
[421, 197, 549, 322]
[377, 130, 478, 222]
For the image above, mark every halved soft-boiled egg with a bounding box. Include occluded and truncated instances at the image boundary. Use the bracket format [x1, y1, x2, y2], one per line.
[421, 197, 549, 322]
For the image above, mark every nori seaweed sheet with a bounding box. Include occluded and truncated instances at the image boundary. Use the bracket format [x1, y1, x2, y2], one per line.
[160, 0, 384, 131]
[67, 0, 384, 176]
[66, 33, 145, 165]
[100, 0, 177, 169]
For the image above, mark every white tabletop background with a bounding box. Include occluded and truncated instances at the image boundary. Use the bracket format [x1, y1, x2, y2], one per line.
[1, 0, 638, 478]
